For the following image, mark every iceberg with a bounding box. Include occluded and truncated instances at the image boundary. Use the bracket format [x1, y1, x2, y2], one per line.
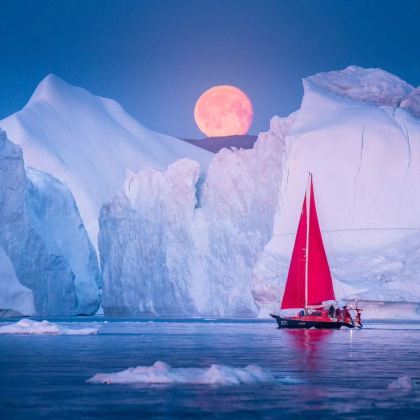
[26, 168, 101, 314]
[252, 66, 420, 316]
[2, 66, 420, 318]
[0, 130, 99, 315]
[87, 361, 275, 385]
[0, 75, 213, 246]
[99, 115, 292, 316]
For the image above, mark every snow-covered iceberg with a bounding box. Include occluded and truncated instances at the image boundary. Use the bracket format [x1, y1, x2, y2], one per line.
[99, 115, 292, 316]
[0, 319, 98, 335]
[87, 361, 274, 385]
[0, 130, 100, 315]
[252, 66, 420, 316]
[0, 75, 213, 246]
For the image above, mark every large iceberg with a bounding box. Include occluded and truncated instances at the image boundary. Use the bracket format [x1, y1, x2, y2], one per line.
[0, 75, 212, 246]
[99, 116, 291, 316]
[0, 130, 100, 315]
[252, 66, 420, 316]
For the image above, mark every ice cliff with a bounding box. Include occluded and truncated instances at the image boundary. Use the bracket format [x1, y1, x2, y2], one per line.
[0, 130, 100, 315]
[99, 116, 291, 316]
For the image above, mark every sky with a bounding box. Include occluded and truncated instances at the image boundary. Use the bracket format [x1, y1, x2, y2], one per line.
[0, 0, 419, 138]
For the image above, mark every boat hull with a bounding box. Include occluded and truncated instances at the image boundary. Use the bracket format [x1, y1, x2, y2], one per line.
[270, 314, 355, 329]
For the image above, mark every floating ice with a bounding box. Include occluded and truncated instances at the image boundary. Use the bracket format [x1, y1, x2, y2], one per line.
[87, 361, 275, 386]
[0, 319, 98, 335]
[388, 375, 417, 390]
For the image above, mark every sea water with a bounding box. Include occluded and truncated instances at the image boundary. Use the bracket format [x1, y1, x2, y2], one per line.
[0, 318, 419, 418]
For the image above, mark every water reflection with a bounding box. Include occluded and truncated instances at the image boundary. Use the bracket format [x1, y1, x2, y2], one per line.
[284, 329, 334, 371]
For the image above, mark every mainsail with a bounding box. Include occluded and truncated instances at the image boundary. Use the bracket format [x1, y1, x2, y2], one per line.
[281, 174, 335, 310]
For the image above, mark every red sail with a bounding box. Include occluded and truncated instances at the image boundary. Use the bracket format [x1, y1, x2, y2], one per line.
[307, 179, 335, 305]
[281, 196, 308, 309]
[281, 175, 335, 309]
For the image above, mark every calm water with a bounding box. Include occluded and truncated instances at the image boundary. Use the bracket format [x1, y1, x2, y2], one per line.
[0, 318, 419, 419]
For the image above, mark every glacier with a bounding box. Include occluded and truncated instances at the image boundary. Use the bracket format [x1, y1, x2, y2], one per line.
[0, 130, 100, 315]
[0, 74, 213, 246]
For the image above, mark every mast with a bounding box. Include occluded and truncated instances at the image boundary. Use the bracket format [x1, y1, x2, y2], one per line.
[304, 173, 311, 311]
[280, 171, 335, 310]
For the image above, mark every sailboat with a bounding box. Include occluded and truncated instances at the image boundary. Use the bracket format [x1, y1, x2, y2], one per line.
[271, 173, 359, 329]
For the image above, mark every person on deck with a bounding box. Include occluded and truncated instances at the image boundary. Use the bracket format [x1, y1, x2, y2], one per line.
[355, 310, 362, 326]
[328, 305, 335, 318]
[343, 306, 353, 324]
[335, 307, 342, 321]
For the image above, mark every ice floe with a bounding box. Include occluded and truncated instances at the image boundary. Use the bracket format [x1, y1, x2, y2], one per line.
[87, 361, 276, 386]
[0, 319, 98, 335]
[388, 375, 418, 390]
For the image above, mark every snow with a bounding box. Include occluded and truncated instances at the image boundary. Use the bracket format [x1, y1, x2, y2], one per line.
[0, 319, 98, 335]
[87, 361, 275, 386]
[0, 245, 35, 316]
[0, 74, 213, 246]
[99, 115, 292, 316]
[305, 65, 413, 107]
[0, 130, 99, 315]
[252, 66, 420, 317]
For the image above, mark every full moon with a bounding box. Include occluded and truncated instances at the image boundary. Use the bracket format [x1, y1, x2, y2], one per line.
[194, 85, 253, 137]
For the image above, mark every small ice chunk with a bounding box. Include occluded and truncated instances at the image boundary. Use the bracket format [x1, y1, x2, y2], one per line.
[87, 361, 275, 386]
[0, 319, 98, 335]
[388, 375, 415, 390]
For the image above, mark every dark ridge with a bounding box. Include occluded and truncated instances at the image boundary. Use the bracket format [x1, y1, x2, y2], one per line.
[180, 135, 258, 153]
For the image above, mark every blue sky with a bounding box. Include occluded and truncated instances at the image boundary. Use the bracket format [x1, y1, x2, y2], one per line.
[1, 0, 419, 138]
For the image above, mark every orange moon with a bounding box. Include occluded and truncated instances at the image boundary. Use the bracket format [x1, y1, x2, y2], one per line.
[194, 85, 253, 137]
